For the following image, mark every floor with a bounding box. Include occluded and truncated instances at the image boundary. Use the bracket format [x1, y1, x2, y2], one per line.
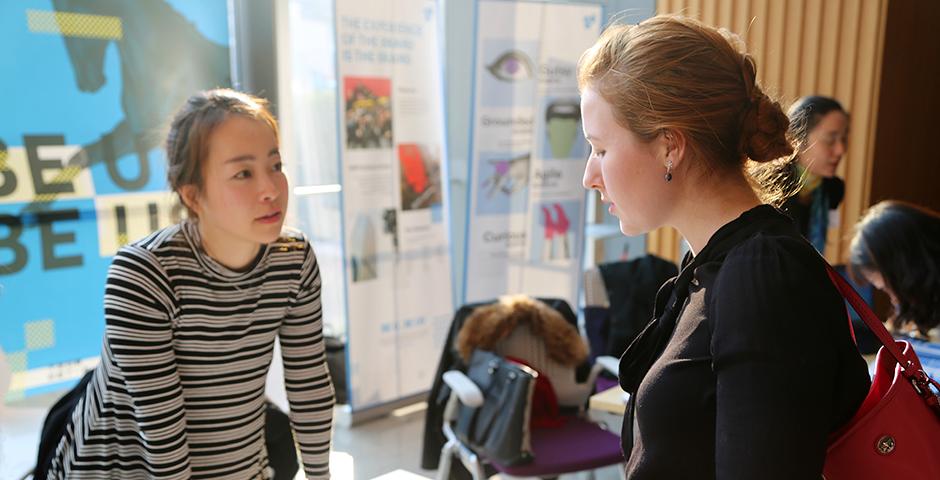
[0, 396, 623, 480]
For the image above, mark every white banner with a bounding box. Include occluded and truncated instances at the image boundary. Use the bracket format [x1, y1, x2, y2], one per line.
[464, 0, 602, 307]
[335, 0, 453, 409]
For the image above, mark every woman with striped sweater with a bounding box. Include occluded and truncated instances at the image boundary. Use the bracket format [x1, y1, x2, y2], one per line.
[36, 89, 334, 479]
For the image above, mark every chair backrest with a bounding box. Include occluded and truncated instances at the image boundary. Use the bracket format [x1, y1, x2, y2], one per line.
[491, 324, 594, 408]
[584, 255, 680, 359]
[583, 266, 611, 363]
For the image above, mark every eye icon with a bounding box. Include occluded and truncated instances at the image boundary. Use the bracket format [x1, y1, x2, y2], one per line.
[487, 50, 534, 82]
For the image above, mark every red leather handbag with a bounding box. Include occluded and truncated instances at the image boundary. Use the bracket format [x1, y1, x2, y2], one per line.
[823, 265, 940, 480]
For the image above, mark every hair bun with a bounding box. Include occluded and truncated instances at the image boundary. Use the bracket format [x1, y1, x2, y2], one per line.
[739, 89, 793, 162]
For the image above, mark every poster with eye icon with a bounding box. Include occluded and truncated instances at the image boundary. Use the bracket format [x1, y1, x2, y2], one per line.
[480, 41, 538, 108]
[465, 0, 601, 307]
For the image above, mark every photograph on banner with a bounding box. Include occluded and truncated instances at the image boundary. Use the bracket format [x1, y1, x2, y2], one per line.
[475, 150, 531, 215]
[481, 39, 538, 107]
[541, 97, 586, 159]
[530, 199, 579, 264]
[344, 76, 393, 149]
[0, 0, 230, 402]
[348, 210, 383, 283]
[398, 143, 443, 213]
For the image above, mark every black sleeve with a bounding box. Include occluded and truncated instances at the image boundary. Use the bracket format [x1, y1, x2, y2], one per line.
[709, 235, 843, 479]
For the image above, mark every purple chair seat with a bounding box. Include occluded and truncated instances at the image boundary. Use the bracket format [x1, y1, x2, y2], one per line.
[595, 375, 619, 393]
[492, 416, 623, 477]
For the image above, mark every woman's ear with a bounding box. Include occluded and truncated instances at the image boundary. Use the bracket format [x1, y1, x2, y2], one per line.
[179, 184, 201, 217]
[661, 128, 688, 169]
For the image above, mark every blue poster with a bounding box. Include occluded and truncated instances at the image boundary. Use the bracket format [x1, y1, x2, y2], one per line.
[0, 0, 231, 401]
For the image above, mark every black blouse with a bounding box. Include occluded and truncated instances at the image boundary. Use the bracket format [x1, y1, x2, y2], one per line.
[620, 205, 870, 479]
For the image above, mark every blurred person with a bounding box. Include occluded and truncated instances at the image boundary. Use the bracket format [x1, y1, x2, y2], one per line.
[849, 200, 940, 341]
[782, 95, 850, 251]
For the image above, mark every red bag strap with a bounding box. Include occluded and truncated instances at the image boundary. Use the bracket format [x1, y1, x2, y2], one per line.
[824, 264, 907, 362]
[824, 264, 940, 408]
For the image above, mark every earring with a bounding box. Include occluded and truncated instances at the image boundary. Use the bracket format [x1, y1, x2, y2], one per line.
[664, 160, 673, 182]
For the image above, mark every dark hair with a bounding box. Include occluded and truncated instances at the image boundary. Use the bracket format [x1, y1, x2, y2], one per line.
[849, 201, 940, 335]
[166, 89, 278, 217]
[787, 95, 848, 152]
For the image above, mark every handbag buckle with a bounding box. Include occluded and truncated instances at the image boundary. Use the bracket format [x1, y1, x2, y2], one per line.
[875, 435, 895, 455]
[911, 376, 925, 396]
[908, 369, 933, 396]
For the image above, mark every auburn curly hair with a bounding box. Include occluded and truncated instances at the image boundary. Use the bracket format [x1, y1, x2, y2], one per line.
[577, 15, 797, 205]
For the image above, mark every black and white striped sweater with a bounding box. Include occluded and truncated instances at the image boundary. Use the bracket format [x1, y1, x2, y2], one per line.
[47, 221, 334, 479]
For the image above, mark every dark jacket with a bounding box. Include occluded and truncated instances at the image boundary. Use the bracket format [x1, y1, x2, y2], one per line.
[597, 255, 678, 358]
[619, 205, 870, 479]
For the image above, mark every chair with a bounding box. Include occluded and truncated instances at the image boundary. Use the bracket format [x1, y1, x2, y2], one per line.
[436, 296, 625, 479]
[582, 255, 679, 373]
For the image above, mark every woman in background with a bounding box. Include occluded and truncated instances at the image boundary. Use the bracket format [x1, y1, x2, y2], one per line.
[36, 89, 334, 479]
[782, 95, 850, 251]
[849, 200, 940, 341]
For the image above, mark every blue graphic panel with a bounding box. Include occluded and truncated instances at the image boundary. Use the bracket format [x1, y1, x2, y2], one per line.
[0, 1, 123, 147]
[0, 0, 231, 401]
[0, 198, 109, 362]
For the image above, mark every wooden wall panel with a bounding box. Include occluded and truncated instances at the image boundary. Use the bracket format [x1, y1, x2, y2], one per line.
[798, 0, 822, 95]
[646, 0, 888, 264]
[718, 0, 733, 29]
[647, 226, 682, 263]
[730, 0, 749, 44]
[781, 0, 804, 96]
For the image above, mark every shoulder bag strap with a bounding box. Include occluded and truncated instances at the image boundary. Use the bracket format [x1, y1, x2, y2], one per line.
[824, 263, 940, 409]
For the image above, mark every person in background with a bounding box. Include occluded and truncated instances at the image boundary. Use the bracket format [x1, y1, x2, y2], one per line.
[578, 15, 870, 479]
[782, 95, 850, 252]
[849, 200, 940, 341]
[35, 89, 334, 479]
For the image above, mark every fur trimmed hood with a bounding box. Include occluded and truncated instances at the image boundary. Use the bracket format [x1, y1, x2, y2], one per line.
[456, 295, 588, 367]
